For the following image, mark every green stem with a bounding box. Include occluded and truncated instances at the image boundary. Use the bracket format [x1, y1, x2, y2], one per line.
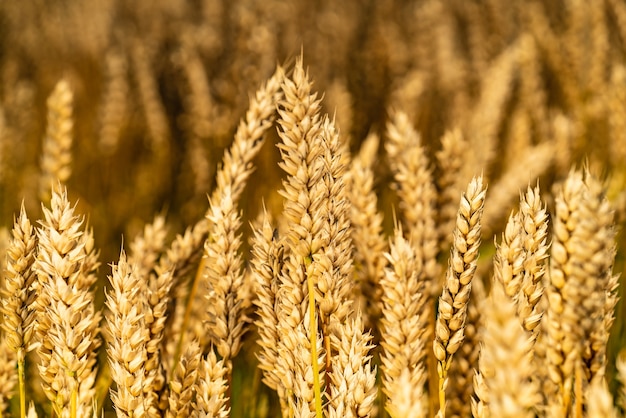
[307, 266, 323, 418]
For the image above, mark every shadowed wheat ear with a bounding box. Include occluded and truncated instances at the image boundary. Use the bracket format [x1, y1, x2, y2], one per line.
[433, 175, 486, 418]
[39, 79, 73, 203]
[32, 188, 101, 418]
[545, 168, 616, 417]
[0, 204, 37, 417]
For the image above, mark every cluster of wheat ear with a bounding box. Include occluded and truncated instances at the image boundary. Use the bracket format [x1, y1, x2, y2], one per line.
[0, 55, 623, 418]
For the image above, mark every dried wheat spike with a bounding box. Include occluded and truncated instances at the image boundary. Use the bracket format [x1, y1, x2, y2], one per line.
[446, 275, 485, 418]
[27, 402, 38, 418]
[250, 211, 284, 394]
[472, 272, 539, 418]
[380, 226, 428, 418]
[517, 184, 549, 336]
[545, 168, 616, 415]
[436, 128, 469, 254]
[493, 211, 525, 299]
[194, 350, 230, 418]
[39, 79, 73, 202]
[1, 204, 38, 355]
[98, 48, 129, 155]
[386, 110, 438, 288]
[327, 316, 377, 418]
[274, 56, 327, 413]
[33, 188, 101, 417]
[129, 214, 168, 280]
[348, 132, 386, 335]
[204, 185, 247, 362]
[166, 340, 201, 418]
[105, 251, 154, 417]
[434, 175, 486, 417]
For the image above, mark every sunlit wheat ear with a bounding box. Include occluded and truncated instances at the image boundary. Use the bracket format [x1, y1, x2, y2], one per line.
[33, 188, 101, 418]
[39, 79, 73, 203]
[380, 226, 428, 418]
[433, 175, 486, 418]
[195, 350, 230, 417]
[105, 251, 153, 417]
[326, 315, 377, 418]
[545, 168, 616, 416]
[517, 184, 549, 337]
[472, 274, 539, 418]
[166, 340, 200, 418]
[277, 66, 327, 415]
[0, 204, 37, 416]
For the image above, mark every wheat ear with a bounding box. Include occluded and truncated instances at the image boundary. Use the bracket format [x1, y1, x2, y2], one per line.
[166, 340, 200, 418]
[33, 188, 101, 418]
[471, 279, 540, 418]
[39, 80, 73, 203]
[433, 175, 486, 418]
[105, 251, 153, 417]
[0, 204, 38, 417]
[546, 169, 616, 416]
[380, 226, 429, 418]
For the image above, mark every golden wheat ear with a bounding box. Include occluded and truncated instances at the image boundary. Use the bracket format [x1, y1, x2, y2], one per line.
[433, 175, 486, 418]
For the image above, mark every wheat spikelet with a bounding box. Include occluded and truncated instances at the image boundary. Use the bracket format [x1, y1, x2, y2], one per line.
[203, 185, 247, 363]
[33, 188, 101, 417]
[446, 275, 485, 418]
[326, 316, 377, 418]
[545, 168, 616, 415]
[517, 184, 549, 336]
[274, 56, 328, 414]
[105, 251, 153, 417]
[471, 280, 540, 418]
[98, 48, 129, 155]
[380, 226, 428, 418]
[195, 350, 230, 418]
[386, 110, 438, 286]
[0, 204, 38, 416]
[434, 175, 486, 417]
[39, 79, 73, 203]
[166, 340, 200, 418]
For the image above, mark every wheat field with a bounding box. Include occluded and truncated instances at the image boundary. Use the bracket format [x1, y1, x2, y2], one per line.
[0, 0, 626, 417]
